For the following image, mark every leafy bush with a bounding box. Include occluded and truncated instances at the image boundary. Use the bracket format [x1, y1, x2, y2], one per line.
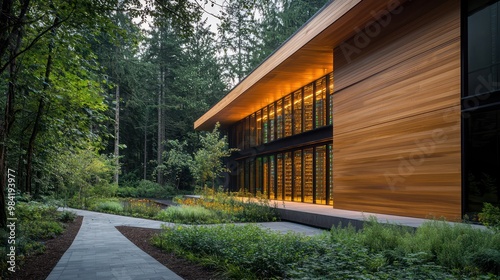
[1, 201, 73, 279]
[20, 220, 64, 240]
[122, 199, 162, 218]
[152, 223, 454, 279]
[479, 203, 500, 231]
[176, 189, 279, 223]
[156, 205, 219, 224]
[116, 180, 175, 198]
[94, 201, 124, 213]
[58, 210, 77, 222]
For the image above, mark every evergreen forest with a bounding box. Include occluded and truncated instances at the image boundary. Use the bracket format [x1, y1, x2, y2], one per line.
[0, 0, 329, 227]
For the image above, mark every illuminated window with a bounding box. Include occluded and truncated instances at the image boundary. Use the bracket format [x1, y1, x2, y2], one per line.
[256, 110, 262, 146]
[315, 146, 326, 204]
[276, 99, 284, 139]
[293, 150, 303, 202]
[293, 90, 303, 135]
[303, 148, 314, 203]
[284, 96, 292, 137]
[304, 84, 314, 131]
[262, 107, 268, 143]
[284, 152, 292, 201]
[277, 153, 283, 200]
[269, 104, 275, 141]
[315, 77, 327, 128]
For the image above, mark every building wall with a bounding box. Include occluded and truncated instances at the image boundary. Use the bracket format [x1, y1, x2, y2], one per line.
[332, 0, 462, 219]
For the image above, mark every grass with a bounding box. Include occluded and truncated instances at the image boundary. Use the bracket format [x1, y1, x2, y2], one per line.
[156, 205, 219, 224]
[151, 217, 500, 279]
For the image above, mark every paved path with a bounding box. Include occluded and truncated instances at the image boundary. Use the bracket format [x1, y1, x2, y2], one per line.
[47, 208, 323, 280]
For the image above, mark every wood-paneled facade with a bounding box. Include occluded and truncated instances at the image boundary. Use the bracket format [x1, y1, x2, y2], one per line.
[194, 0, 499, 220]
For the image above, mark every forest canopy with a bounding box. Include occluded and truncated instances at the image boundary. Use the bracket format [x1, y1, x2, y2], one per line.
[0, 0, 328, 227]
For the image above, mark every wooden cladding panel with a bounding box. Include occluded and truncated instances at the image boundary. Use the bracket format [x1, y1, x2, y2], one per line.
[332, 0, 461, 219]
[195, 0, 411, 130]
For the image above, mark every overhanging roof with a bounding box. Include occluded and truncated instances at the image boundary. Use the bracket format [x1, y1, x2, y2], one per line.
[194, 0, 404, 130]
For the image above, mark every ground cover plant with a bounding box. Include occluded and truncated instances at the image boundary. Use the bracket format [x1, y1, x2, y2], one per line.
[156, 189, 280, 224]
[0, 201, 76, 278]
[152, 218, 500, 279]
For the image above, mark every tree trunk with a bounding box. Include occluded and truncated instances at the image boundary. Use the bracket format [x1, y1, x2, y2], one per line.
[25, 16, 58, 195]
[157, 66, 165, 185]
[143, 120, 147, 180]
[114, 84, 120, 184]
[25, 97, 45, 194]
[0, 4, 24, 227]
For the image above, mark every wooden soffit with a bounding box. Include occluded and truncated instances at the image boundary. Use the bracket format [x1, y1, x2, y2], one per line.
[194, 0, 406, 130]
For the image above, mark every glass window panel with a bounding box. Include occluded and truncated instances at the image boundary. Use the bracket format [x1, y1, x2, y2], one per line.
[328, 144, 334, 206]
[284, 152, 292, 201]
[293, 90, 303, 135]
[284, 96, 292, 137]
[315, 77, 327, 128]
[304, 84, 314, 131]
[328, 73, 334, 125]
[244, 160, 250, 193]
[249, 159, 255, 195]
[315, 146, 327, 205]
[238, 161, 245, 192]
[277, 153, 283, 200]
[269, 155, 275, 199]
[249, 113, 256, 147]
[276, 99, 284, 139]
[468, 2, 500, 96]
[263, 157, 269, 198]
[244, 117, 249, 149]
[269, 104, 275, 142]
[262, 107, 269, 144]
[256, 110, 262, 146]
[303, 148, 314, 203]
[256, 157, 262, 195]
[293, 150, 302, 202]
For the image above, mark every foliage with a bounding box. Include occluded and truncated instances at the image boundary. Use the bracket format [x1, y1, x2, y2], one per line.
[174, 189, 279, 223]
[161, 140, 193, 190]
[156, 205, 219, 224]
[116, 180, 175, 198]
[58, 210, 77, 223]
[190, 123, 238, 189]
[94, 201, 124, 214]
[122, 199, 162, 219]
[479, 203, 500, 231]
[51, 147, 117, 208]
[152, 218, 500, 279]
[0, 202, 73, 278]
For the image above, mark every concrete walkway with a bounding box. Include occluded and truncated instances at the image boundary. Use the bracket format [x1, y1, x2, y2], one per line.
[47, 208, 323, 280]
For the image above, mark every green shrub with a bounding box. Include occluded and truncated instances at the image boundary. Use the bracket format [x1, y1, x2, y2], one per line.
[58, 210, 77, 222]
[152, 224, 455, 279]
[122, 199, 162, 218]
[156, 205, 219, 224]
[470, 249, 500, 275]
[94, 201, 123, 213]
[21, 220, 64, 240]
[479, 203, 500, 231]
[177, 189, 280, 223]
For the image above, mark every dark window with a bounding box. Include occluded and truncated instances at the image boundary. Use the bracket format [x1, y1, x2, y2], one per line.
[464, 0, 500, 216]
[468, 1, 500, 96]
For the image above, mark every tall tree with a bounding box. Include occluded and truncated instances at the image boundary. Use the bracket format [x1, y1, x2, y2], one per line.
[218, 0, 258, 85]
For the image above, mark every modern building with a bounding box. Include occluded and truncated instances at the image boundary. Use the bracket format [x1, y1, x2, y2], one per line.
[195, 0, 500, 220]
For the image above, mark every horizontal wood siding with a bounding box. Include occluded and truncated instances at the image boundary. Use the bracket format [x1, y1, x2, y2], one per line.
[332, 0, 462, 219]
